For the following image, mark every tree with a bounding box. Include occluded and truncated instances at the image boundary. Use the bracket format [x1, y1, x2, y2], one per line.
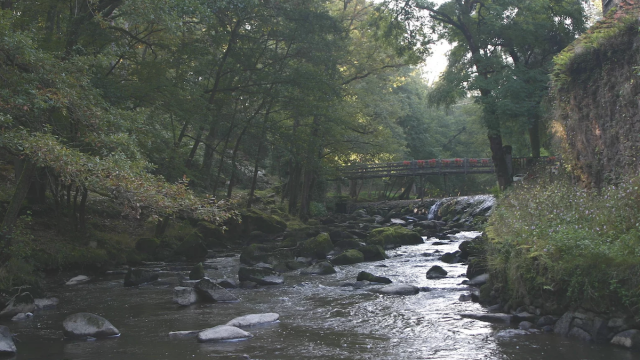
[385, 0, 587, 187]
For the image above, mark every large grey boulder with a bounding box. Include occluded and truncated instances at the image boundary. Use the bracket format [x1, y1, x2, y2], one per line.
[66, 275, 90, 286]
[226, 313, 279, 327]
[369, 284, 419, 296]
[173, 287, 198, 306]
[300, 262, 336, 275]
[553, 311, 574, 336]
[0, 326, 16, 355]
[611, 329, 640, 349]
[194, 278, 237, 302]
[197, 325, 252, 342]
[62, 313, 120, 338]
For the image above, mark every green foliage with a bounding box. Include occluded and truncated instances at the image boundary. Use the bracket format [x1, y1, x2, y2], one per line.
[488, 173, 640, 314]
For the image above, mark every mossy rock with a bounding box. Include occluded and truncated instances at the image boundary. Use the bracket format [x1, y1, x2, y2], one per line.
[359, 245, 387, 262]
[298, 233, 333, 259]
[135, 237, 159, 255]
[240, 208, 287, 235]
[356, 271, 392, 284]
[367, 227, 423, 248]
[331, 249, 364, 265]
[335, 239, 363, 250]
[174, 232, 208, 262]
[240, 244, 273, 266]
[189, 263, 205, 280]
[196, 222, 234, 248]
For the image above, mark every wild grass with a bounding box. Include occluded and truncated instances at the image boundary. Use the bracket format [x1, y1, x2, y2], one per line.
[488, 171, 640, 315]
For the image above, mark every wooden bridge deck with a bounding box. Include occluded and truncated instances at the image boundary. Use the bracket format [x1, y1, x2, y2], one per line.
[337, 157, 558, 180]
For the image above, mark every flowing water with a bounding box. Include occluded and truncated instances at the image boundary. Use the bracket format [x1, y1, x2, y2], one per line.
[8, 232, 637, 360]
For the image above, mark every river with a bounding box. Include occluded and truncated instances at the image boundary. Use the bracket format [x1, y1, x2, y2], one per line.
[8, 232, 637, 359]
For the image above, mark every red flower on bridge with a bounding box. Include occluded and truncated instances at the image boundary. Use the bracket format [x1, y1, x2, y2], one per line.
[454, 158, 463, 166]
[442, 159, 451, 167]
[428, 159, 437, 167]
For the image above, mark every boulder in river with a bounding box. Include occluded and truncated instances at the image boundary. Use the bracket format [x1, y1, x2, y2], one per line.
[189, 263, 205, 280]
[331, 250, 364, 265]
[11, 312, 33, 321]
[426, 265, 448, 279]
[66, 275, 90, 286]
[62, 313, 120, 338]
[611, 329, 640, 350]
[240, 244, 273, 266]
[238, 267, 284, 286]
[226, 313, 279, 327]
[369, 284, 419, 296]
[465, 273, 489, 286]
[0, 292, 35, 318]
[174, 232, 208, 263]
[173, 287, 198, 306]
[197, 325, 252, 342]
[359, 245, 387, 262]
[439, 252, 461, 264]
[168, 330, 201, 339]
[216, 279, 238, 289]
[0, 326, 16, 355]
[240, 208, 287, 235]
[298, 233, 334, 259]
[300, 262, 336, 275]
[194, 278, 237, 302]
[356, 271, 392, 284]
[124, 268, 159, 287]
[367, 227, 423, 248]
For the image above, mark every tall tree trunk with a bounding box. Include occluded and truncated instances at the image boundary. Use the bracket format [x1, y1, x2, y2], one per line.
[154, 215, 170, 237]
[185, 125, 204, 169]
[528, 117, 541, 158]
[299, 166, 314, 218]
[176, 121, 189, 147]
[212, 125, 234, 195]
[226, 125, 249, 199]
[287, 162, 302, 214]
[78, 186, 88, 233]
[246, 140, 264, 209]
[1, 160, 36, 235]
[488, 134, 512, 189]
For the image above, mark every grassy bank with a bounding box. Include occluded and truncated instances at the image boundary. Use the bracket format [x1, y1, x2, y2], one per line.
[486, 171, 640, 316]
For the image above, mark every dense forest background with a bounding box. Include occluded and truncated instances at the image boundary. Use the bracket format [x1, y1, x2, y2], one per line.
[0, 0, 600, 285]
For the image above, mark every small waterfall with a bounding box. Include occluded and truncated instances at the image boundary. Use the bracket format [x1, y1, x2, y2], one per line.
[427, 198, 447, 220]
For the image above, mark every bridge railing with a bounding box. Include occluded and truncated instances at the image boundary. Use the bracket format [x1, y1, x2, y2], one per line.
[337, 156, 559, 179]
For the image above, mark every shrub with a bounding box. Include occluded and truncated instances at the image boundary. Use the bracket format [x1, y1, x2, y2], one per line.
[487, 173, 640, 314]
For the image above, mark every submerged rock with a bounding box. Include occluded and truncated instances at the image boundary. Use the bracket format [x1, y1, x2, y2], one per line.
[369, 284, 419, 296]
[124, 268, 159, 287]
[62, 313, 120, 338]
[494, 329, 530, 339]
[238, 267, 283, 286]
[460, 313, 512, 324]
[426, 265, 448, 279]
[66, 275, 90, 286]
[173, 287, 198, 306]
[168, 330, 201, 339]
[300, 262, 336, 275]
[197, 325, 252, 342]
[34, 297, 59, 310]
[0, 326, 16, 355]
[0, 292, 35, 318]
[226, 313, 279, 327]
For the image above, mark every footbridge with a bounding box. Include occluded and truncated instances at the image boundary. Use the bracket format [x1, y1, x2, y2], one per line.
[337, 156, 558, 180]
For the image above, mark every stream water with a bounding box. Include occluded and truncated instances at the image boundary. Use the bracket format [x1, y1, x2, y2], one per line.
[7, 232, 637, 359]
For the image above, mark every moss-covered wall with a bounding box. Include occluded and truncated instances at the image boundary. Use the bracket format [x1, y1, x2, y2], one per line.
[552, 2, 640, 187]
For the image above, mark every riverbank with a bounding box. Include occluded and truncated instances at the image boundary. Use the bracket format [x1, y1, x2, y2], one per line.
[482, 173, 640, 349]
